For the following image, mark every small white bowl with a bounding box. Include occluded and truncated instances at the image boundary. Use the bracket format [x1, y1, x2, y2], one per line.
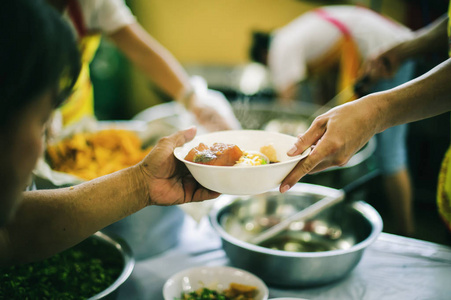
[163, 266, 269, 300]
[174, 130, 310, 195]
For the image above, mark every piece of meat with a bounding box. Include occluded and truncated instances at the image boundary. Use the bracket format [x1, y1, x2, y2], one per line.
[184, 143, 243, 166]
[184, 142, 209, 162]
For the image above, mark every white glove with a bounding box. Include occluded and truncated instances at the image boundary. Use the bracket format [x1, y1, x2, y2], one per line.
[189, 76, 242, 132]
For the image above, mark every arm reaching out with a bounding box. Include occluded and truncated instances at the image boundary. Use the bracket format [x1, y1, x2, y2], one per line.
[110, 23, 237, 131]
[0, 127, 219, 266]
[281, 57, 451, 193]
[356, 14, 449, 95]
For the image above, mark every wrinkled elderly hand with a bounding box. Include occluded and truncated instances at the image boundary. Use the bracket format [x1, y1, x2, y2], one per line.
[280, 95, 382, 193]
[139, 127, 220, 205]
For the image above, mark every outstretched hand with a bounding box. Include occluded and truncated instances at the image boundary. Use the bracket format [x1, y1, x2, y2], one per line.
[355, 45, 404, 96]
[139, 127, 220, 205]
[280, 96, 381, 193]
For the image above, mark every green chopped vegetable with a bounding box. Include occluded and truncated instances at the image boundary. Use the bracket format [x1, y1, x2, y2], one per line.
[175, 283, 258, 300]
[0, 237, 123, 300]
[175, 288, 228, 300]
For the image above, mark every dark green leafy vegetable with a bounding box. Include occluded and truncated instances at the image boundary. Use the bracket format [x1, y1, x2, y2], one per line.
[0, 237, 123, 300]
[176, 288, 229, 300]
[175, 283, 258, 300]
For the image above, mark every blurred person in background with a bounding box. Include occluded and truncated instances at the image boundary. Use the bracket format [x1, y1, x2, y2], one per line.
[249, 5, 415, 236]
[281, 9, 451, 234]
[46, 0, 240, 132]
[0, 0, 218, 267]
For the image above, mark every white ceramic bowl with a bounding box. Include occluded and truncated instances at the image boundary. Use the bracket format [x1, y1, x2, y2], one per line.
[174, 130, 310, 195]
[163, 266, 269, 300]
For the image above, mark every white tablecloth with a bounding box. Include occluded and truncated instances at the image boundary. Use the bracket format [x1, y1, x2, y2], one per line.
[116, 215, 451, 300]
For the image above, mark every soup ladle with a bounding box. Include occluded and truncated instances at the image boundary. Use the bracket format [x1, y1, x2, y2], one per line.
[248, 169, 380, 245]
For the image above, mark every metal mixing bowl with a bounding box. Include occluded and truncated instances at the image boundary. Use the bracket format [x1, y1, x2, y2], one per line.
[0, 231, 134, 299]
[89, 231, 135, 299]
[209, 183, 383, 287]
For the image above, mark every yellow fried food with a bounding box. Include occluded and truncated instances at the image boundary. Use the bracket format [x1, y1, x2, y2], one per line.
[260, 143, 279, 163]
[46, 129, 152, 180]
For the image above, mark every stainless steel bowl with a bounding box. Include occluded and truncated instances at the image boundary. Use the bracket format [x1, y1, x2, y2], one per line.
[88, 231, 135, 299]
[0, 231, 134, 299]
[209, 183, 382, 287]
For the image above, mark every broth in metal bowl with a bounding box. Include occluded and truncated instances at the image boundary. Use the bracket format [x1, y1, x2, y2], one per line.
[209, 183, 383, 287]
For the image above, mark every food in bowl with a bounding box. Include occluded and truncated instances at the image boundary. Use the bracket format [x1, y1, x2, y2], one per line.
[235, 150, 270, 166]
[185, 143, 244, 166]
[209, 183, 383, 286]
[163, 266, 269, 300]
[0, 232, 134, 299]
[46, 129, 152, 180]
[177, 282, 258, 300]
[185, 142, 278, 167]
[174, 130, 311, 195]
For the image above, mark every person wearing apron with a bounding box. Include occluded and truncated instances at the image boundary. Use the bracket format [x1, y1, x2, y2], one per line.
[59, 0, 100, 126]
[281, 5, 451, 237]
[249, 5, 416, 236]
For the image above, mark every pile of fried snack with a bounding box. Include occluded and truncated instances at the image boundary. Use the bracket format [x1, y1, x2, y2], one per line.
[46, 129, 152, 180]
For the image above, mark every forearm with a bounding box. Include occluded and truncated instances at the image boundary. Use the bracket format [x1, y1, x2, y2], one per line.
[396, 14, 448, 61]
[1, 165, 148, 265]
[110, 23, 191, 101]
[369, 57, 451, 132]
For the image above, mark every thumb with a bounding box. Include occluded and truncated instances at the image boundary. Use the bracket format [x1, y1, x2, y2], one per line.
[172, 126, 197, 148]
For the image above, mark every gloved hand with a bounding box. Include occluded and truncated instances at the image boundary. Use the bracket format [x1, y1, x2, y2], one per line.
[186, 76, 242, 132]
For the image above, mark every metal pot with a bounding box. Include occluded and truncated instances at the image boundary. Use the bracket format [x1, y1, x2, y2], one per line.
[209, 183, 383, 287]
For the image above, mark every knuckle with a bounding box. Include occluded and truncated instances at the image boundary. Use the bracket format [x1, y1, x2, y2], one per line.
[301, 160, 316, 174]
[157, 136, 173, 147]
[296, 134, 308, 145]
[333, 156, 349, 167]
[158, 136, 171, 144]
[311, 116, 325, 127]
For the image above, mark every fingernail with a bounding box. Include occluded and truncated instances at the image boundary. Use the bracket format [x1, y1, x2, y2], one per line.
[287, 145, 297, 156]
[183, 126, 197, 139]
[280, 184, 290, 194]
